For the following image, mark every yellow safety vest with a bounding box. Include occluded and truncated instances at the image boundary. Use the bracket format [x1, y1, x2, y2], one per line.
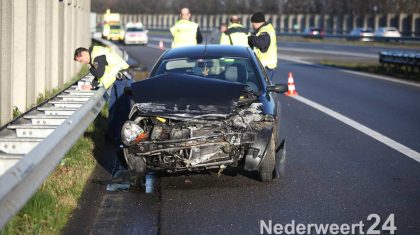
[254, 23, 277, 69]
[90, 46, 129, 89]
[170, 19, 199, 48]
[220, 23, 250, 47]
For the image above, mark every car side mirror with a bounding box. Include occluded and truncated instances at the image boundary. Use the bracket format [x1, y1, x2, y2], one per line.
[267, 84, 288, 93]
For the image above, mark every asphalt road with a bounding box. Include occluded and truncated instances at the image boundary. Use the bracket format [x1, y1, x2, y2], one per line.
[64, 42, 420, 235]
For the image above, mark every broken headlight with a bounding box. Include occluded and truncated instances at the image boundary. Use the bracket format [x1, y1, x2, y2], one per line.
[121, 120, 148, 146]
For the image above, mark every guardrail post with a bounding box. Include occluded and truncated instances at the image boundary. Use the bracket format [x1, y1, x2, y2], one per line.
[387, 13, 397, 27]
[272, 15, 278, 31]
[399, 13, 409, 36]
[209, 15, 214, 29]
[12, 0, 28, 113]
[305, 14, 311, 30]
[296, 14, 304, 33]
[323, 14, 332, 33]
[412, 13, 420, 37]
[35, 0, 47, 102]
[0, 0, 13, 125]
[314, 14, 321, 28]
[333, 15, 339, 34]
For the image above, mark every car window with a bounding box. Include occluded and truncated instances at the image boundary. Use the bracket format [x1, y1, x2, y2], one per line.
[154, 57, 262, 92]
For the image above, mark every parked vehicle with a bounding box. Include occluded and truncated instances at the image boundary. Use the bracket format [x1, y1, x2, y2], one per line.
[124, 22, 148, 45]
[302, 27, 324, 39]
[122, 45, 288, 185]
[374, 27, 402, 41]
[107, 24, 125, 41]
[348, 28, 374, 41]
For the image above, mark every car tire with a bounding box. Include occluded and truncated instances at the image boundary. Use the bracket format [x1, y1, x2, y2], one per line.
[259, 133, 276, 182]
[275, 140, 286, 179]
[123, 147, 146, 187]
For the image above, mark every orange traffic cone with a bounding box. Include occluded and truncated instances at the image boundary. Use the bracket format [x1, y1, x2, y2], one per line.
[159, 40, 164, 50]
[285, 72, 298, 96]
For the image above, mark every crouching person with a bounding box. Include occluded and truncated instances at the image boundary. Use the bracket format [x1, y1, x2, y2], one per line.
[74, 46, 133, 145]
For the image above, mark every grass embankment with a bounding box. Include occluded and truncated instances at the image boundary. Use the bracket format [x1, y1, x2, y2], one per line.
[319, 60, 420, 82]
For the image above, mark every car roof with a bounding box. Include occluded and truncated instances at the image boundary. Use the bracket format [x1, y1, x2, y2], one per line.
[161, 45, 252, 60]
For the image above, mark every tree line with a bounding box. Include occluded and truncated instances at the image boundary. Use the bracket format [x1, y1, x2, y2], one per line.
[92, 0, 420, 15]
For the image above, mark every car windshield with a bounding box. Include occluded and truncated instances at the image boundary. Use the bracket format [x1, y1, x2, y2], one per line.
[153, 57, 261, 92]
[127, 27, 144, 32]
[110, 25, 121, 30]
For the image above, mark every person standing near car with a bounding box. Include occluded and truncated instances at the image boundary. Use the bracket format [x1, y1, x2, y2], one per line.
[248, 12, 278, 80]
[220, 15, 249, 46]
[74, 46, 132, 144]
[170, 8, 203, 48]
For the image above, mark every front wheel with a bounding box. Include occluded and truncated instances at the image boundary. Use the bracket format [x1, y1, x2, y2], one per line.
[123, 148, 146, 187]
[259, 133, 276, 182]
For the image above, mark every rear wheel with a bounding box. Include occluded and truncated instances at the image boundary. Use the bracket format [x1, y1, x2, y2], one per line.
[259, 133, 276, 182]
[123, 148, 146, 187]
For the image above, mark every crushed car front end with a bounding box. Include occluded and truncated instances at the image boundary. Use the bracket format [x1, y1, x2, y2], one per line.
[121, 73, 276, 175]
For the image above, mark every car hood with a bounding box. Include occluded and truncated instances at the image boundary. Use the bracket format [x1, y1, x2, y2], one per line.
[130, 73, 246, 118]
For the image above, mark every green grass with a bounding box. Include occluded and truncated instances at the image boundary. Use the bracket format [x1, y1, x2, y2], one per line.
[319, 60, 420, 82]
[0, 106, 108, 235]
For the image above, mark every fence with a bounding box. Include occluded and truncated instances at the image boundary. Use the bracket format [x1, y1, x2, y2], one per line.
[379, 51, 420, 72]
[0, 0, 91, 125]
[94, 13, 420, 36]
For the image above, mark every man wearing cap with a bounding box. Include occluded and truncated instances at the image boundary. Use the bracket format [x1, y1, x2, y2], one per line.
[220, 15, 250, 46]
[248, 12, 278, 80]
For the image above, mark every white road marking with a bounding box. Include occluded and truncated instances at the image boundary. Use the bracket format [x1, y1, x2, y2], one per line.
[292, 95, 420, 163]
[281, 57, 420, 88]
[144, 40, 420, 163]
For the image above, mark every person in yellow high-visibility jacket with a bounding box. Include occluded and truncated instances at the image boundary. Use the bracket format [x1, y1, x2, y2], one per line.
[170, 8, 203, 48]
[248, 12, 278, 80]
[74, 46, 132, 144]
[220, 15, 250, 46]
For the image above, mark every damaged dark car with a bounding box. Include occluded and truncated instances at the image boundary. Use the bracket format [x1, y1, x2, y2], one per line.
[121, 45, 287, 184]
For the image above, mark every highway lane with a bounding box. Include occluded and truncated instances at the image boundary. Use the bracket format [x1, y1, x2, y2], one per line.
[124, 44, 420, 234]
[64, 43, 420, 234]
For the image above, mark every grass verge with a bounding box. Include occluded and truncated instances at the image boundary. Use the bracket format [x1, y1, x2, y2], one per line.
[319, 60, 420, 82]
[0, 106, 108, 235]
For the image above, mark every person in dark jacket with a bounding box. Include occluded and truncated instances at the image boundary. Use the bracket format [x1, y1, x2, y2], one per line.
[248, 12, 278, 80]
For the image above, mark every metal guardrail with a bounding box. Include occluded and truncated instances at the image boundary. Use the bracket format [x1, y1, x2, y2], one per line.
[0, 38, 131, 229]
[277, 32, 420, 43]
[0, 76, 108, 228]
[379, 51, 420, 72]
